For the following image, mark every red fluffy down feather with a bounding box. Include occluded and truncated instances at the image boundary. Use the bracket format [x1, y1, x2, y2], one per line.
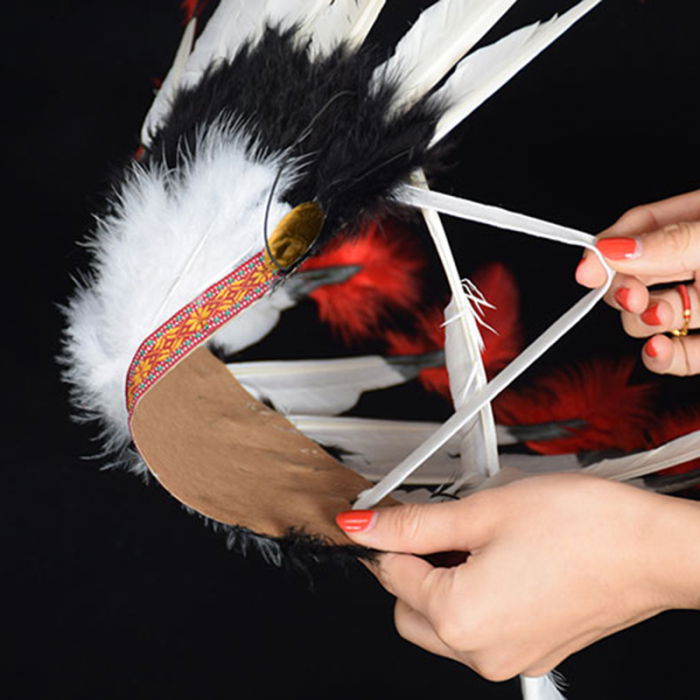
[648, 411, 700, 477]
[493, 358, 655, 455]
[301, 219, 425, 344]
[471, 262, 523, 377]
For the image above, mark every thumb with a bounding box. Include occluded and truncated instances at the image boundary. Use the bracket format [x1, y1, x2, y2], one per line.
[335, 495, 494, 555]
[595, 221, 700, 278]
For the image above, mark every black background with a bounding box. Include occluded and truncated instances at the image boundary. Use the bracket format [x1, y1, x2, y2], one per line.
[4, 1, 700, 698]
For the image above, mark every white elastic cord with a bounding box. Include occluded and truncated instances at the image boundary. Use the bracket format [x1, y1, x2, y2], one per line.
[353, 186, 613, 510]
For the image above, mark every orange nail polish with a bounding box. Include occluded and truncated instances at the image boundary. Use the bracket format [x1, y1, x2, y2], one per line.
[596, 237, 641, 260]
[614, 287, 632, 310]
[336, 510, 376, 533]
[641, 304, 662, 326]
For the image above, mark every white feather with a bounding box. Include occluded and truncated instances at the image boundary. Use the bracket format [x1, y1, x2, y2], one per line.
[413, 171, 500, 487]
[287, 416, 464, 485]
[309, 0, 386, 57]
[62, 120, 293, 449]
[584, 431, 700, 483]
[179, 0, 327, 90]
[179, 1, 262, 89]
[432, 0, 602, 145]
[229, 355, 410, 416]
[372, 0, 517, 111]
[141, 18, 197, 147]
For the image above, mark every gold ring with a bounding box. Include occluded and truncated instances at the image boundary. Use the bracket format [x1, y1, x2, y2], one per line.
[670, 284, 692, 337]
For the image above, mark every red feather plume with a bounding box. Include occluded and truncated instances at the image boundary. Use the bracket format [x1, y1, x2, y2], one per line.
[301, 219, 425, 344]
[493, 358, 655, 455]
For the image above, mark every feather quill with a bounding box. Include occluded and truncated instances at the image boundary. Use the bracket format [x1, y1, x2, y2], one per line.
[373, 0, 517, 111]
[432, 0, 602, 144]
[385, 306, 451, 398]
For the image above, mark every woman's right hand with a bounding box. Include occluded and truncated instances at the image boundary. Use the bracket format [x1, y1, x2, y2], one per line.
[576, 189, 700, 376]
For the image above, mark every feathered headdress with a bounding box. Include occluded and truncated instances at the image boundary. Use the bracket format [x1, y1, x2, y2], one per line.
[62, 2, 700, 698]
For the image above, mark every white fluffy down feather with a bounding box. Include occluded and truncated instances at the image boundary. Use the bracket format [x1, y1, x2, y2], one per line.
[61, 120, 293, 450]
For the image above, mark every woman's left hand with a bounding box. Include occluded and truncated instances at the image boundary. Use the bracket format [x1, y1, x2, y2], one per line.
[337, 474, 700, 681]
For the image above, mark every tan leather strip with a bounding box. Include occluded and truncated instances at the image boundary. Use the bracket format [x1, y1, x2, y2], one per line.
[131, 347, 378, 545]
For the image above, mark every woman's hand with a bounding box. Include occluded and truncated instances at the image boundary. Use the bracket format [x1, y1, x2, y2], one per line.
[337, 474, 700, 680]
[576, 189, 700, 375]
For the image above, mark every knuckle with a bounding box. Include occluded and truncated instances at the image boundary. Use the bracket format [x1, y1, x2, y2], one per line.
[659, 222, 695, 256]
[392, 502, 428, 542]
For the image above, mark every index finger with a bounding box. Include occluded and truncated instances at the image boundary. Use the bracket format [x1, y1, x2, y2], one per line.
[577, 190, 700, 288]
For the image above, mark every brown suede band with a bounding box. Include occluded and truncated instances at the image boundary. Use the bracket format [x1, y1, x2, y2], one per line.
[131, 347, 379, 545]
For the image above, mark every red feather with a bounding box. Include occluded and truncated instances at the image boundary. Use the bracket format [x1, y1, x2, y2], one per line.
[471, 262, 523, 378]
[382, 262, 522, 398]
[493, 358, 654, 455]
[385, 307, 451, 397]
[648, 411, 700, 477]
[301, 219, 425, 344]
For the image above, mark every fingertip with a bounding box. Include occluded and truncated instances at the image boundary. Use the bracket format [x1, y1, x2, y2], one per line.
[576, 255, 607, 288]
[626, 281, 650, 314]
[642, 335, 673, 373]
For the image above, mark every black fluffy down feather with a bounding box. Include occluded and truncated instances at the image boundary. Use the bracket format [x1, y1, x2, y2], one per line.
[144, 26, 442, 240]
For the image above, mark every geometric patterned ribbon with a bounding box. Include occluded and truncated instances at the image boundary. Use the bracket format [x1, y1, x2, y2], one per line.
[125, 251, 279, 419]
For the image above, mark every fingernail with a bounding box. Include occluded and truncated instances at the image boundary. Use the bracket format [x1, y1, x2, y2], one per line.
[644, 338, 659, 358]
[614, 287, 632, 310]
[596, 237, 641, 260]
[641, 303, 662, 326]
[336, 510, 377, 533]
